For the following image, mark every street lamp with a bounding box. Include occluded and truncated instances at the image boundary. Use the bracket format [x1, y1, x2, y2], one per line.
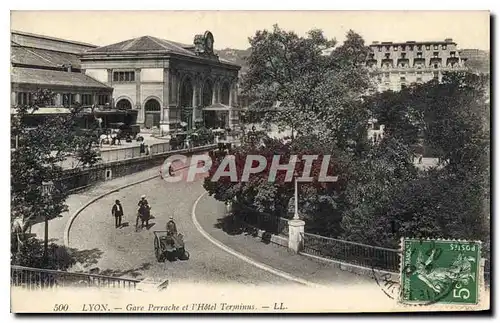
[293, 174, 300, 220]
[41, 181, 54, 263]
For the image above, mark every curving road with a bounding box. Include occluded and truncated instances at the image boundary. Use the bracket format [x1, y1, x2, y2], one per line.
[68, 168, 298, 286]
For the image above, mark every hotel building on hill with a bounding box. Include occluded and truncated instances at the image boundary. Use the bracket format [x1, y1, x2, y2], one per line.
[367, 38, 468, 93]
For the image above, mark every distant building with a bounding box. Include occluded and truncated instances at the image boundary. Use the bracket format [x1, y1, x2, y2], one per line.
[80, 31, 241, 134]
[459, 49, 490, 74]
[367, 38, 468, 92]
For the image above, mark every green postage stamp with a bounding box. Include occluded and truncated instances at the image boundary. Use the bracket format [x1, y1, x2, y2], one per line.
[400, 238, 481, 305]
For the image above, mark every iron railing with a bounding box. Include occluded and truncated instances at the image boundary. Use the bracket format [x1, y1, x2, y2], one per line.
[301, 232, 401, 272]
[11, 265, 140, 290]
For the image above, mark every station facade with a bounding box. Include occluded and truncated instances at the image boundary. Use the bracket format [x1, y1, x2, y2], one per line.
[80, 31, 242, 135]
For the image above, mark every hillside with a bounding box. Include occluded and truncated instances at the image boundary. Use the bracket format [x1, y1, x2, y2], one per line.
[216, 48, 251, 75]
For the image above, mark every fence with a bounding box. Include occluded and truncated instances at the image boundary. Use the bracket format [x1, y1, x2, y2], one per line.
[301, 232, 400, 272]
[11, 265, 140, 290]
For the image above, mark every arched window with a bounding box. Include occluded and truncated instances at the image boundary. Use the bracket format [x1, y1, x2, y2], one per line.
[144, 99, 161, 129]
[221, 82, 230, 105]
[180, 77, 194, 108]
[202, 80, 213, 107]
[116, 99, 132, 110]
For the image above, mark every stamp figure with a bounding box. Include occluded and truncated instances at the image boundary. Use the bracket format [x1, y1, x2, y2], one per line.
[400, 238, 481, 305]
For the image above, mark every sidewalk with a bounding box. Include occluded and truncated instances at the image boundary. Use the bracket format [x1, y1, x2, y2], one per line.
[195, 194, 374, 287]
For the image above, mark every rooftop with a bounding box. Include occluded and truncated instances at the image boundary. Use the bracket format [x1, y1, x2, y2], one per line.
[371, 38, 457, 46]
[11, 67, 111, 89]
[11, 44, 82, 69]
[11, 30, 97, 48]
[85, 35, 239, 67]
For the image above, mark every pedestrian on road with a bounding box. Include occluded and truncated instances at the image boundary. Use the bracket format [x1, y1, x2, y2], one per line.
[112, 199, 124, 228]
[136, 195, 151, 229]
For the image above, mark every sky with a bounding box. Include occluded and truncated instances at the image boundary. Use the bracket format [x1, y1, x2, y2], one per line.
[11, 11, 490, 51]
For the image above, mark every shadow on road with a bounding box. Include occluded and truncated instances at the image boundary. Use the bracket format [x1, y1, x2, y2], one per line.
[98, 262, 152, 278]
[119, 222, 130, 228]
[11, 237, 105, 272]
[214, 215, 245, 235]
[213, 216, 279, 246]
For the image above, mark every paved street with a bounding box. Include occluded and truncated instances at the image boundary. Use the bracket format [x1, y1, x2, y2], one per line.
[195, 194, 373, 287]
[68, 168, 298, 286]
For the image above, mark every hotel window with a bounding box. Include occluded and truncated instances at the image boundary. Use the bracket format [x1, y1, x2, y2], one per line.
[401, 45, 406, 51]
[426, 45, 431, 50]
[98, 94, 110, 106]
[384, 53, 390, 59]
[81, 94, 93, 106]
[442, 45, 447, 50]
[393, 45, 398, 51]
[378, 46, 382, 52]
[409, 45, 414, 51]
[434, 44, 439, 50]
[113, 71, 135, 82]
[450, 51, 456, 58]
[400, 77, 406, 82]
[416, 77, 423, 82]
[433, 52, 439, 58]
[401, 53, 406, 59]
[384, 73, 390, 78]
[385, 46, 390, 51]
[16, 92, 33, 106]
[417, 52, 423, 59]
[417, 45, 422, 50]
[433, 71, 439, 79]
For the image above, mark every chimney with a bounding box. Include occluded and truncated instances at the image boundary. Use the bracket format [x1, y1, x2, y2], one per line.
[372, 41, 379, 44]
[445, 38, 453, 42]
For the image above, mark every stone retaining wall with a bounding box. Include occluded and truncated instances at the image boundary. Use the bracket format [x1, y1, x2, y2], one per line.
[58, 145, 217, 192]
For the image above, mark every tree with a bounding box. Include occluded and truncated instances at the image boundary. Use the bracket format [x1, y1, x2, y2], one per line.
[11, 89, 100, 264]
[203, 131, 339, 232]
[341, 71, 490, 249]
[242, 26, 372, 145]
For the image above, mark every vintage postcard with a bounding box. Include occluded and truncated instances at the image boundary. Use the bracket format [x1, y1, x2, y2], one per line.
[10, 10, 491, 313]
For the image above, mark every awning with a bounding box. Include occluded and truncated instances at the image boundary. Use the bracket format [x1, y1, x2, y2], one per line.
[11, 107, 72, 115]
[203, 103, 242, 111]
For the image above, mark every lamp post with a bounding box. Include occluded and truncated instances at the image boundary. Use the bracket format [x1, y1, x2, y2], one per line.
[41, 181, 53, 263]
[293, 175, 300, 220]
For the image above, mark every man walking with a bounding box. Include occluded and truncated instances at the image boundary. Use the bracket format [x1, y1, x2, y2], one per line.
[112, 199, 124, 228]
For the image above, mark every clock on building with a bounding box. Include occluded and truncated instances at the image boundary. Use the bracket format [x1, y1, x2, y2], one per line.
[204, 31, 214, 54]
